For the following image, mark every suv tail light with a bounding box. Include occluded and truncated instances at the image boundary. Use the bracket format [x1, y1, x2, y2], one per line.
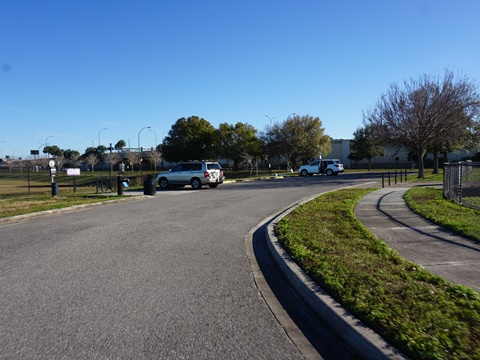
[204, 171, 210, 178]
[334, 164, 339, 168]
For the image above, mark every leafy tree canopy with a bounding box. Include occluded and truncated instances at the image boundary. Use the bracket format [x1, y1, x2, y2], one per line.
[63, 149, 80, 159]
[43, 145, 63, 157]
[268, 114, 331, 169]
[348, 125, 385, 170]
[161, 116, 217, 162]
[217, 122, 262, 170]
[115, 140, 126, 150]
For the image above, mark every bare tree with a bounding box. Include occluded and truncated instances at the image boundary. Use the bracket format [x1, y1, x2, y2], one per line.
[124, 151, 141, 173]
[147, 150, 162, 172]
[104, 152, 121, 173]
[364, 70, 480, 178]
[240, 151, 262, 178]
[69, 153, 81, 167]
[55, 156, 66, 170]
[85, 153, 99, 174]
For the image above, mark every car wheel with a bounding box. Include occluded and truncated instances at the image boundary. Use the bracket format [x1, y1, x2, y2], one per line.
[300, 169, 308, 177]
[208, 183, 218, 188]
[191, 178, 202, 190]
[325, 169, 333, 176]
[159, 178, 169, 189]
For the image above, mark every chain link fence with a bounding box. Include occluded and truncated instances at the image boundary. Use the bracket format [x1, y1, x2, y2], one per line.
[444, 161, 480, 211]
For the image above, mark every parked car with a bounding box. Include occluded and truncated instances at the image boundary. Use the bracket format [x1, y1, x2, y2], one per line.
[298, 159, 344, 176]
[157, 161, 225, 189]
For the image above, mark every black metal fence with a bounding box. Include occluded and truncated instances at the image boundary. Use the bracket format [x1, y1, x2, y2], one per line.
[444, 162, 480, 211]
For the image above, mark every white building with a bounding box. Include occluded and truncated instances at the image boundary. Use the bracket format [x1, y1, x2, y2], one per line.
[324, 139, 477, 169]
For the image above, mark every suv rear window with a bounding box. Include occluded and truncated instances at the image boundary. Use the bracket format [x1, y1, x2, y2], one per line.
[207, 163, 221, 170]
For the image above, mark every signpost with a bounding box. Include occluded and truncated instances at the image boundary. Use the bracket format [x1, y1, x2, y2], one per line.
[66, 168, 81, 192]
[49, 160, 58, 196]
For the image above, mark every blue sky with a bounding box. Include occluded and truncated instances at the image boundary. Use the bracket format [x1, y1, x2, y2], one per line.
[1, 0, 479, 160]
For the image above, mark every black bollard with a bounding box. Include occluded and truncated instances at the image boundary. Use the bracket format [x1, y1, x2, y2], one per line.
[117, 175, 124, 196]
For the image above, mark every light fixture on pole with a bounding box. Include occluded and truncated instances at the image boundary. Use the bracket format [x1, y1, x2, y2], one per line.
[44, 136, 53, 158]
[149, 129, 158, 149]
[45, 135, 53, 146]
[265, 115, 275, 129]
[87, 137, 96, 148]
[138, 126, 151, 150]
[98, 128, 107, 147]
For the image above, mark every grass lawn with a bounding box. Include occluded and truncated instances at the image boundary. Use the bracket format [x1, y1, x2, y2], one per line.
[276, 187, 479, 360]
[0, 193, 126, 219]
[405, 186, 480, 243]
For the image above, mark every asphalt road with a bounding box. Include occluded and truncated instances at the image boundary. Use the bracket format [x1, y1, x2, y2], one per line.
[0, 173, 380, 359]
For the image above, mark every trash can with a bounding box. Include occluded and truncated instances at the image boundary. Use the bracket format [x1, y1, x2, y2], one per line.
[51, 182, 59, 196]
[143, 175, 156, 196]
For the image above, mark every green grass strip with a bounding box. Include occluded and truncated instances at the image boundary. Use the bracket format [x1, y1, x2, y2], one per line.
[405, 186, 480, 243]
[0, 193, 124, 219]
[275, 188, 479, 360]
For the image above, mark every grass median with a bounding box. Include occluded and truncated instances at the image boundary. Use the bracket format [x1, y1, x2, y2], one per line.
[275, 187, 479, 360]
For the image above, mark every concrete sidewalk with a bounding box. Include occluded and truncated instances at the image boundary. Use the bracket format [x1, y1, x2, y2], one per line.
[354, 183, 480, 294]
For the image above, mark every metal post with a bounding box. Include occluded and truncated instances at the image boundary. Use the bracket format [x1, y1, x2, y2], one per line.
[459, 163, 463, 205]
[117, 175, 124, 196]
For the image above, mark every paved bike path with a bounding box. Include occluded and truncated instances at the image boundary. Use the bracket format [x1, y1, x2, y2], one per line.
[354, 183, 480, 294]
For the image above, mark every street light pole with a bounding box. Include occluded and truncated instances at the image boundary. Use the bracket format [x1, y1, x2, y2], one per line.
[98, 128, 107, 147]
[87, 137, 96, 148]
[138, 126, 151, 150]
[265, 115, 275, 130]
[149, 129, 158, 149]
[265, 115, 276, 172]
[44, 136, 53, 158]
[45, 135, 53, 146]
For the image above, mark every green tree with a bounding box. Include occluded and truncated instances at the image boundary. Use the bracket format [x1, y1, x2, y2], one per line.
[63, 149, 80, 159]
[161, 116, 217, 162]
[217, 122, 262, 170]
[348, 125, 385, 170]
[43, 145, 63, 157]
[268, 114, 331, 170]
[115, 140, 126, 150]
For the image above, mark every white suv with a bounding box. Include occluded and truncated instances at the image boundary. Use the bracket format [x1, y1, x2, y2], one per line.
[298, 159, 344, 176]
[157, 161, 225, 190]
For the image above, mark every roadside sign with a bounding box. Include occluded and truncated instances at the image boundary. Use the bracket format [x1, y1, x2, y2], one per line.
[49, 160, 55, 167]
[66, 168, 81, 176]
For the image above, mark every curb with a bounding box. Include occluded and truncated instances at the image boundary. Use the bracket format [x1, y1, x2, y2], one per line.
[264, 189, 407, 359]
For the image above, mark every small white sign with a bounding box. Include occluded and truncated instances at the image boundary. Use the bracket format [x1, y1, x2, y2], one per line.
[67, 168, 81, 176]
[49, 160, 55, 167]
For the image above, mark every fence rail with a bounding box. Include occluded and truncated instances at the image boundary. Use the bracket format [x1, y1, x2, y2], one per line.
[444, 162, 480, 211]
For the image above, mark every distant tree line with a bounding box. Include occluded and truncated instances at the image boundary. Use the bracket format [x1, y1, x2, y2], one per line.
[32, 114, 331, 173]
[18, 69, 479, 178]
